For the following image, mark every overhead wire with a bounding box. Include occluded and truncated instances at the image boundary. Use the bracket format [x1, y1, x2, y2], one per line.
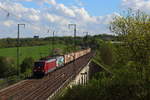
[0, 5, 49, 34]
[0, 4, 94, 37]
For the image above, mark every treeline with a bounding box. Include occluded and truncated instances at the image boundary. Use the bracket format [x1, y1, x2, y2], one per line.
[0, 34, 117, 48]
[0, 56, 34, 89]
[93, 34, 118, 41]
[58, 10, 150, 100]
[0, 56, 34, 78]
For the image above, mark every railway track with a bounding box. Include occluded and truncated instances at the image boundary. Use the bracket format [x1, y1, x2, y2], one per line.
[0, 52, 93, 100]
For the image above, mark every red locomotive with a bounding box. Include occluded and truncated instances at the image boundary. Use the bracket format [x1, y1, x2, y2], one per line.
[33, 48, 91, 76]
[33, 57, 57, 76]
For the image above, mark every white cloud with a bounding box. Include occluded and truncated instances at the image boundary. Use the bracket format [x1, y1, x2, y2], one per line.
[28, 15, 40, 21]
[47, 0, 56, 5]
[3, 20, 14, 27]
[122, 0, 150, 13]
[0, 0, 119, 38]
[56, 4, 76, 17]
[13, 0, 56, 5]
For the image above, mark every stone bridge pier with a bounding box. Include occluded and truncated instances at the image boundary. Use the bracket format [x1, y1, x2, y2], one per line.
[69, 61, 90, 86]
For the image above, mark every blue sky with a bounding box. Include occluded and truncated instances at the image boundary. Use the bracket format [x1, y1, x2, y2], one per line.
[57, 0, 122, 16]
[21, 0, 122, 16]
[0, 0, 150, 38]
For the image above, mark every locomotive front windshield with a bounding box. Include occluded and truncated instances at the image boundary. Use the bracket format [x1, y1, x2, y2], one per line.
[34, 62, 45, 68]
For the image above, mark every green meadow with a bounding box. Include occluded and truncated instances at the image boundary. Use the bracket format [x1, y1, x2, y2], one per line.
[0, 44, 67, 63]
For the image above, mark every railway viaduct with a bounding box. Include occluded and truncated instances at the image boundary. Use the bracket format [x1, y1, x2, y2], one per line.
[70, 61, 90, 86]
[0, 52, 94, 100]
[48, 61, 91, 100]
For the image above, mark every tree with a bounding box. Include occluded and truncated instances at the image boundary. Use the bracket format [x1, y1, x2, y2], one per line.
[110, 9, 150, 80]
[58, 10, 150, 100]
[0, 57, 16, 78]
[110, 9, 150, 65]
[20, 57, 34, 73]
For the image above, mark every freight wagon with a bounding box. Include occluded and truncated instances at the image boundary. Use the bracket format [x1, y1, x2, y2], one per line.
[64, 52, 74, 64]
[33, 48, 91, 76]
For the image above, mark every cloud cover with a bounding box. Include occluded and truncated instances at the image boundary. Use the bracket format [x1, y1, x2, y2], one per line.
[0, 0, 119, 38]
[122, 0, 150, 13]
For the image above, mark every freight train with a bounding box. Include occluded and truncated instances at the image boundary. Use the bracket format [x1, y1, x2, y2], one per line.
[33, 48, 91, 76]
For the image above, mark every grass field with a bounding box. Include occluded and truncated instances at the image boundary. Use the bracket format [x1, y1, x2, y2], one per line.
[0, 44, 67, 63]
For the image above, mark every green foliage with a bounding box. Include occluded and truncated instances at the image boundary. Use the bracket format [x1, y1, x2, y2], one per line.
[58, 10, 150, 100]
[93, 39, 114, 66]
[7, 75, 20, 84]
[0, 79, 7, 88]
[110, 9, 150, 80]
[0, 57, 17, 78]
[110, 9, 150, 66]
[63, 44, 80, 54]
[20, 57, 34, 73]
[59, 67, 150, 100]
[23, 69, 32, 78]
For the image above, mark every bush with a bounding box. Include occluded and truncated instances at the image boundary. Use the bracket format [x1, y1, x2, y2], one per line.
[0, 56, 16, 78]
[24, 69, 32, 78]
[20, 57, 34, 73]
[59, 67, 150, 100]
[7, 75, 20, 84]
